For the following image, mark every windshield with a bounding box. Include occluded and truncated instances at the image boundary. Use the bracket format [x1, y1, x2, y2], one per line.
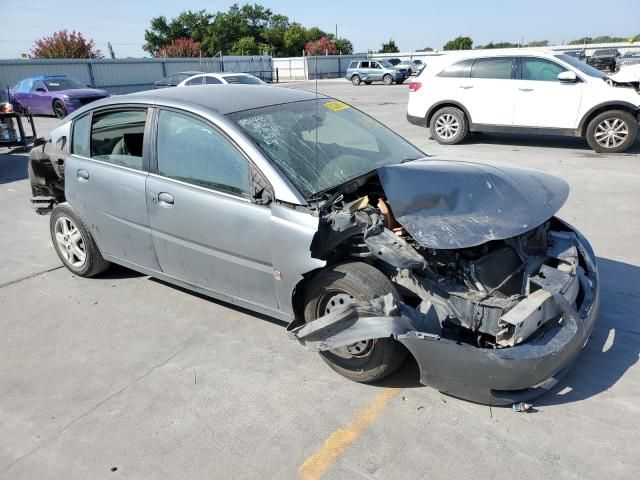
[554, 54, 607, 79]
[229, 99, 424, 197]
[223, 75, 264, 85]
[379, 61, 394, 68]
[44, 78, 86, 91]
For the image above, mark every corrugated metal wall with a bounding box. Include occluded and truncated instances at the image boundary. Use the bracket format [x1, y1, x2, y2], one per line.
[0, 56, 273, 98]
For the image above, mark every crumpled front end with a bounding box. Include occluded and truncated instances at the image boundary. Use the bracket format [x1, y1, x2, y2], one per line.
[290, 161, 599, 405]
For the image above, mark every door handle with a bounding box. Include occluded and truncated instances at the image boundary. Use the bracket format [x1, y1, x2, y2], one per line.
[459, 85, 473, 89]
[518, 88, 534, 92]
[76, 169, 89, 181]
[157, 192, 174, 206]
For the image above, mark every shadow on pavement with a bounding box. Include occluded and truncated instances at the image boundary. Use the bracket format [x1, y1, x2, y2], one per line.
[0, 147, 30, 184]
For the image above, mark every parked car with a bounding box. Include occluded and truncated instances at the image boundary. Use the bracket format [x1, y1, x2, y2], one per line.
[28, 85, 599, 405]
[617, 50, 640, 68]
[177, 72, 267, 86]
[407, 50, 640, 153]
[561, 49, 586, 61]
[345, 60, 408, 85]
[153, 71, 204, 88]
[386, 58, 402, 66]
[397, 59, 425, 75]
[9, 75, 108, 119]
[586, 48, 620, 72]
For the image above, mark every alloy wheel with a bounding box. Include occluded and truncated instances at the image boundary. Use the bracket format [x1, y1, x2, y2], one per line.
[54, 216, 86, 268]
[594, 118, 629, 149]
[434, 113, 460, 140]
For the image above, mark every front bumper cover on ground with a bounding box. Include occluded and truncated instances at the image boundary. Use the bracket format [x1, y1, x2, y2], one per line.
[291, 226, 599, 406]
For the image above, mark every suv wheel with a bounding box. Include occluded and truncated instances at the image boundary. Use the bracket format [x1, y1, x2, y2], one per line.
[383, 74, 393, 85]
[351, 74, 361, 86]
[430, 106, 469, 145]
[586, 110, 638, 153]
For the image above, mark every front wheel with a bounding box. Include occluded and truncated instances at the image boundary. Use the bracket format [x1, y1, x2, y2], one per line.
[429, 106, 469, 145]
[303, 262, 407, 383]
[586, 110, 638, 153]
[351, 74, 361, 86]
[383, 74, 393, 86]
[52, 99, 67, 119]
[50, 203, 110, 277]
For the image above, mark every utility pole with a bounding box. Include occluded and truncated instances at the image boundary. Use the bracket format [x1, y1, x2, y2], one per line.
[107, 42, 115, 59]
[335, 24, 338, 39]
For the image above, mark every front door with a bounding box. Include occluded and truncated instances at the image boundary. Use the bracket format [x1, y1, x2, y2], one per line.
[65, 107, 161, 270]
[512, 56, 584, 129]
[146, 108, 277, 308]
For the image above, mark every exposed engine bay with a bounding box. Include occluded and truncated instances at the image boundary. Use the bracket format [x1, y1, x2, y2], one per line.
[296, 162, 594, 354]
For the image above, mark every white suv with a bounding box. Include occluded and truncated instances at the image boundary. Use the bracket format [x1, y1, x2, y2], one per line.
[407, 50, 640, 153]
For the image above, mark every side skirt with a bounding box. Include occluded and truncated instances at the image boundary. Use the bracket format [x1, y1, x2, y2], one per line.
[469, 123, 582, 137]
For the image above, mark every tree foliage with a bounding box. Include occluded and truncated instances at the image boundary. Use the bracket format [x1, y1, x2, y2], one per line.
[144, 3, 354, 57]
[417, 47, 433, 52]
[443, 36, 473, 51]
[31, 30, 102, 59]
[568, 35, 629, 45]
[305, 37, 337, 55]
[379, 39, 399, 53]
[157, 38, 202, 58]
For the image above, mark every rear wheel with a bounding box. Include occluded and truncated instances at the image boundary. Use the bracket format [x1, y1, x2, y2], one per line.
[52, 100, 67, 119]
[383, 74, 393, 86]
[429, 106, 469, 145]
[50, 203, 110, 277]
[351, 74, 361, 86]
[303, 262, 407, 383]
[586, 110, 638, 153]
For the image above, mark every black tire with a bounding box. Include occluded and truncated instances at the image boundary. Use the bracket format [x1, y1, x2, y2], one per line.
[585, 110, 638, 154]
[383, 74, 393, 86]
[397, 79, 405, 85]
[303, 262, 407, 383]
[52, 99, 67, 119]
[429, 106, 469, 145]
[364, 81, 372, 85]
[50, 202, 110, 277]
[351, 74, 361, 86]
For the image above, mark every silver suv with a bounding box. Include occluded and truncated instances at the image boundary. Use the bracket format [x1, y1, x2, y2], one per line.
[345, 60, 408, 86]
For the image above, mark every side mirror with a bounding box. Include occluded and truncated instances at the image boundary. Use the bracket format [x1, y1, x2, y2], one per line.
[35, 87, 46, 92]
[557, 71, 577, 83]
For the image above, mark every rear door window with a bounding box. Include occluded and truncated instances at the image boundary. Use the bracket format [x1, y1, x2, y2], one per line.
[470, 57, 514, 79]
[90, 110, 147, 170]
[520, 57, 567, 81]
[204, 76, 222, 84]
[156, 109, 250, 198]
[185, 77, 204, 86]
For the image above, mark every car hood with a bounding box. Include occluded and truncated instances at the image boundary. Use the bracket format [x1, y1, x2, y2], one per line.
[59, 88, 108, 98]
[377, 160, 569, 249]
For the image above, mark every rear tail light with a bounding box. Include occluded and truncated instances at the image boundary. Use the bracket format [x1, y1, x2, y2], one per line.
[408, 82, 422, 92]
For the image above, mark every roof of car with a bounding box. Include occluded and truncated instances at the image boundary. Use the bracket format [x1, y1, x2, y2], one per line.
[115, 85, 327, 115]
[22, 75, 69, 81]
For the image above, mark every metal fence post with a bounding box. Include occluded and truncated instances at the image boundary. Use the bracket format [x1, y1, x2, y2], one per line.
[87, 61, 96, 88]
[161, 60, 167, 77]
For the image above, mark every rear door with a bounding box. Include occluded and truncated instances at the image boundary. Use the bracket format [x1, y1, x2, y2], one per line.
[146, 108, 277, 308]
[65, 107, 161, 270]
[512, 56, 583, 129]
[463, 56, 517, 126]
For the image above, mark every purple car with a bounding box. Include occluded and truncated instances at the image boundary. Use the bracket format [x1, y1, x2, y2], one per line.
[9, 75, 108, 118]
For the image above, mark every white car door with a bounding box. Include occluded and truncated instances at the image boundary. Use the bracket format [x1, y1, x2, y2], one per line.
[463, 57, 517, 126]
[513, 56, 584, 129]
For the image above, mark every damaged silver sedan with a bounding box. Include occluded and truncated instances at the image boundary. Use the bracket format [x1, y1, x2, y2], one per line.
[29, 85, 599, 405]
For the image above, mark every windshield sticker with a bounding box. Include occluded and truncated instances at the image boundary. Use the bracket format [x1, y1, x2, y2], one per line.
[324, 101, 350, 112]
[48, 83, 60, 86]
[238, 115, 282, 146]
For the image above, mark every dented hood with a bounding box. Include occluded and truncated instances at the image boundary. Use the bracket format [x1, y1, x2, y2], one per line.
[377, 160, 569, 249]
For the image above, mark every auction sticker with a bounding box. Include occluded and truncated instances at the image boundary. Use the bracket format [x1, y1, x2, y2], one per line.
[324, 101, 350, 112]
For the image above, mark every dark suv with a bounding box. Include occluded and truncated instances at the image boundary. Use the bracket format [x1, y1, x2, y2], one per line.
[587, 49, 620, 72]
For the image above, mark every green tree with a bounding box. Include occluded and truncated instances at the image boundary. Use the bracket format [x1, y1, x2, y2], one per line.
[144, 10, 212, 55]
[443, 36, 473, 51]
[306, 27, 327, 42]
[527, 40, 549, 47]
[417, 47, 433, 52]
[482, 41, 520, 49]
[334, 38, 353, 54]
[633, 33, 640, 42]
[262, 14, 290, 55]
[379, 39, 399, 53]
[283, 22, 308, 55]
[231, 36, 260, 55]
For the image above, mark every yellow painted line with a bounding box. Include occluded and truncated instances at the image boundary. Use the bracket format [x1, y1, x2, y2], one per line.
[298, 388, 401, 480]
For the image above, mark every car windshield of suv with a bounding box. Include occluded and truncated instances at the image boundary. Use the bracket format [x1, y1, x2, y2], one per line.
[593, 50, 616, 57]
[554, 54, 607, 79]
[44, 78, 86, 91]
[229, 99, 424, 197]
[223, 75, 264, 85]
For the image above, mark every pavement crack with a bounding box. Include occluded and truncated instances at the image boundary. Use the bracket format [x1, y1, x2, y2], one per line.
[2, 343, 189, 472]
[0, 265, 64, 289]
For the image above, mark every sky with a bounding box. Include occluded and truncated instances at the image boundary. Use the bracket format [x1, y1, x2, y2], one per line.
[1, 0, 638, 58]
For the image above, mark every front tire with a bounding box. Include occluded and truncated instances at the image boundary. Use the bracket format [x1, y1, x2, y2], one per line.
[429, 106, 469, 145]
[586, 110, 638, 153]
[383, 74, 393, 86]
[50, 203, 110, 277]
[351, 75, 361, 86]
[303, 262, 407, 383]
[52, 100, 67, 119]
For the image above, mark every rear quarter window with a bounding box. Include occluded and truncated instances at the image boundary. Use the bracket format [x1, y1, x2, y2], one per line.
[437, 59, 474, 78]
